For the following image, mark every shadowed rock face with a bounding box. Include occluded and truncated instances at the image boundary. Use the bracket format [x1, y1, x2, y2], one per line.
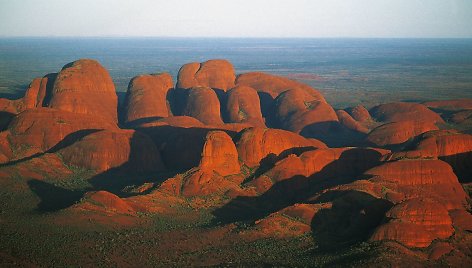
[176, 59, 235, 91]
[182, 87, 223, 125]
[225, 85, 265, 127]
[124, 73, 173, 125]
[49, 59, 118, 123]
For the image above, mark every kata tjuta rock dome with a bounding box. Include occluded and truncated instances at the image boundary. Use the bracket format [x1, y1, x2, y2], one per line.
[0, 57, 471, 266]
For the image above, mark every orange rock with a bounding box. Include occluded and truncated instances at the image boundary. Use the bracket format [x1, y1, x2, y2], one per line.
[77, 191, 135, 214]
[199, 131, 240, 176]
[236, 127, 327, 168]
[423, 99, 472, 111]
[366, 120, 438, 147]
[346, 105, 372, 122]
[366, 159, 468, 210]
[124, 73, 173, 125]
[225, 85, 265, 127]
[386, 130, 472, 181]
[236, 72, 326, 101]
[370, 102, 444, 124]
[275, 88, 337, 133]
[49, 59, 118, 123]
[182, 87, 223, 125]
[260, 147, 388, 185]
[59, 129, 165, 173]
[0, 98, 22, 115]
[395, 130, 472, 157]
[180, 168, 240, 197]
[1, 108, 117, 162]
[370, 198, 454, 248]
[176, 59, 235, 91]
[22, 78, 42, 109]
[336, 110, 369, 133]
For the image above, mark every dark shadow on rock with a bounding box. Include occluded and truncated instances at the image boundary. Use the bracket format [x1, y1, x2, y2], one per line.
[213, 88, 228, 123]
[138, 125, 237, 171]
[258, 92, 277, 128]
[247, 146, 318, 182]
[41, 73, 57, 107]
[27, 179, 86, 212]
[310, 190, 393, 250]
[300, 121, 366, 148]
[167, 88, 189, 116]
[122, 116, 165, 128]
[0, 111, 15, 131]
[440, 151, 472, 183]
[212, 148, 384, 225]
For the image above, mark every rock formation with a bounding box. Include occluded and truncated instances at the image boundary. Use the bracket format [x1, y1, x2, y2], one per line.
[48, 59, 118, 123]
[176, 59, 235, 91]
[124, 73, 173, 125]
[236, 127, 327, 168]
[182, 87, 223, 125]
[225, 85, 265, 127]
[0, 58, 471, 265]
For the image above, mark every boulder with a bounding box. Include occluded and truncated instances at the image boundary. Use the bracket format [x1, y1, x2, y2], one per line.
[366, 120, 438, 147]
[176, 59, 235, 91]
[199, 131, 240, 176]
[346, 105, 372, 122]
[236, 72, 326, 101]
[236, 127, 326, 168]
[336, 110, 369, 133]
[124, 73, 173, 125]
[182, 87, 223, 125]
[370, 102, 444, 125]
[225, 85, 265, 127]
[365, 159, 469, 210]
[370, 198, 454, 248]
[48, 59, 118, 123]
[275, 88, 337, 133]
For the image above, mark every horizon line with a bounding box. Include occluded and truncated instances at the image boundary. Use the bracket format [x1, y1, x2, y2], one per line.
[1, 35, 472, 40]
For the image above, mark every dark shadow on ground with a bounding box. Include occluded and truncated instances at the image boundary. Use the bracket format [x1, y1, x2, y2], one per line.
[27, 179, 86, 212]
[310, 190, 393, 250]
[300, 121, 366, 148]
[23, 124, 237, 212]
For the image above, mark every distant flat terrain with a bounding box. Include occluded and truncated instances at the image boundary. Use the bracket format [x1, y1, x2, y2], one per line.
[1, 38, 472, 108]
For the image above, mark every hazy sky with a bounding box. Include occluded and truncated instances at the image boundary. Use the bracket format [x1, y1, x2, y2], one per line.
[0, 0, 471, 38]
